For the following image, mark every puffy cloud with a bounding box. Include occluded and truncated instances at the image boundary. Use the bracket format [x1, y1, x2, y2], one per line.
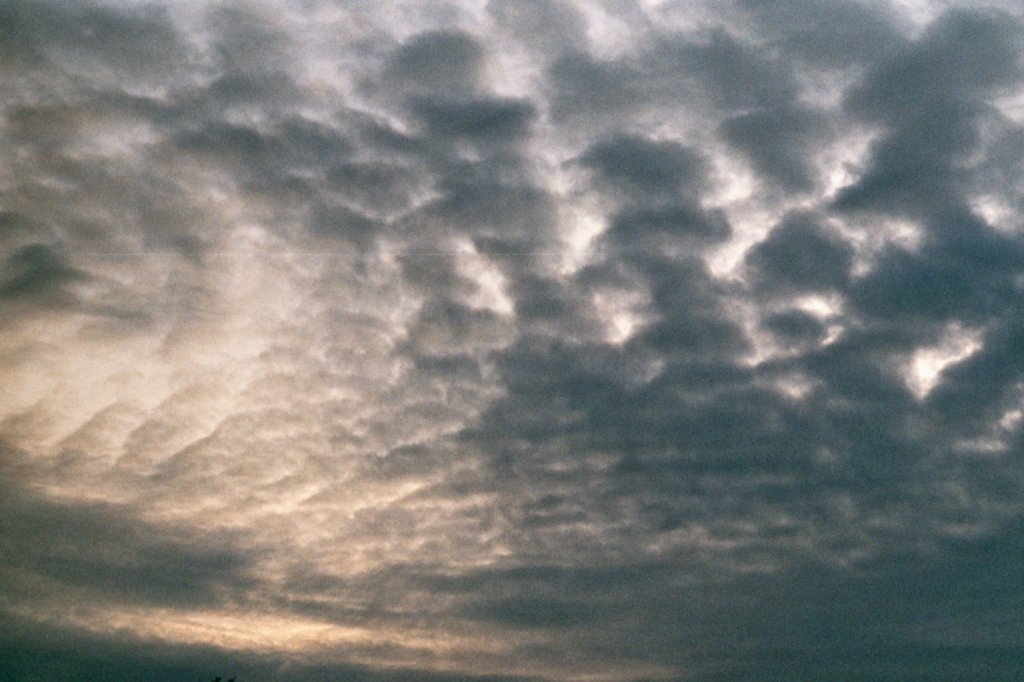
[745, 212, 854, 293]
[2, 1, 1024, 680]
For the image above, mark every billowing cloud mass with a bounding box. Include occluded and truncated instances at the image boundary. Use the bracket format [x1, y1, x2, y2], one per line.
[3, 0, 1024, 679]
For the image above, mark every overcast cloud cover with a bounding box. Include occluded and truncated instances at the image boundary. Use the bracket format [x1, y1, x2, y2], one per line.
[2, 0, 1024, 679]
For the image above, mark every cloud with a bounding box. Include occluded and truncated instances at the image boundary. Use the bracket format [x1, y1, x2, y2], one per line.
[409, 96, 537, 142]
[382, 30, 484, 93]
[2, 1, 1024, 680]
[0, 483, 256, 609]
[581, 133, 707, 198]
[0, 244, 86, 306]
[745, 212, 854, 293]
[835, 9, 1023, 217]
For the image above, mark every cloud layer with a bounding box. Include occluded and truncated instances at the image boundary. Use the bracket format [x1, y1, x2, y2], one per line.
[2, 0, 1024, 679]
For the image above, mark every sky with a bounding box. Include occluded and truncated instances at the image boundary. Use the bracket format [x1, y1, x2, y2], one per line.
[2, 0, 1024, 680]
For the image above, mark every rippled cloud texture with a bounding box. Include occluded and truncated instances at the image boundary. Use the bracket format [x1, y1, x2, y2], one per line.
[3, 0, 1024, 679]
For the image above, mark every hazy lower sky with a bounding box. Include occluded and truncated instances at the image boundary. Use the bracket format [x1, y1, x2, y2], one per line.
[2, 1, 1024, 680]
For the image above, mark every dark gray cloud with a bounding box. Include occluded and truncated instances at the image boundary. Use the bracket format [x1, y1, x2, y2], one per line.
[0, 243, 85, 306]
[2, 1, 1024, 680]
[409, 96, 537, 141]
[835, 9, 1023, 217]
[0, 616, 538, 682]
[548, 51, 643, 121]
[488, 0, 587, 56]
[581, 133, 707, 199]
[721, 106, 829, 192]
[763, 308, 828, 344]
[383, 30, 484, 93]
[0, 0, 189, 83]
[676, 28, 801, 111]
[0, 483, 256, 608]
[737, 0, 904, 68]
[605, 203, 732, 248]
[745, 212, 854, 293]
